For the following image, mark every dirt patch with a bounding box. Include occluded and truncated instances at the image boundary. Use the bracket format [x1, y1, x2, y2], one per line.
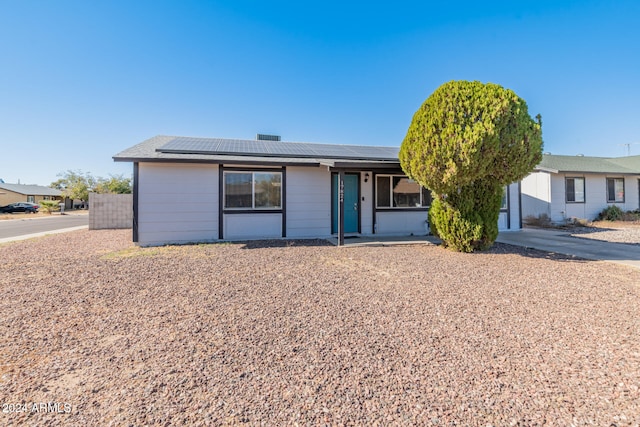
[1, 229, 639, 425]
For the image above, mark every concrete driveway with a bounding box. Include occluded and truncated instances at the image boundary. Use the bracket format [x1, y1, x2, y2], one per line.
[497, 228, 640, 269]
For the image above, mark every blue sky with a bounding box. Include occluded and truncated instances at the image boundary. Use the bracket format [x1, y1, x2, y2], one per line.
[1, 0, 639, 185]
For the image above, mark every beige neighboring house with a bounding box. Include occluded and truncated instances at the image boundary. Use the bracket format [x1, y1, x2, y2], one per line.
[0, 183, 63, 206]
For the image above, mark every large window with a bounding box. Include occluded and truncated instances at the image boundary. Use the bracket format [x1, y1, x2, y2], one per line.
[607, 178, 624, 203]
[224, 171, 282, 209]
[566, 177, 585, 203]
[376, 175, 431, 208]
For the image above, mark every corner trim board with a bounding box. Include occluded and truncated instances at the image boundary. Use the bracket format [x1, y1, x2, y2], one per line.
[218, 166, 224, 240]
[133, 162, 139, 243]
[282, 166, 287, 238]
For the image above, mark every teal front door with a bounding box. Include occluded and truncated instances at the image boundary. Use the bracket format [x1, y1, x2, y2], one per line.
[332, 173, 359, 234]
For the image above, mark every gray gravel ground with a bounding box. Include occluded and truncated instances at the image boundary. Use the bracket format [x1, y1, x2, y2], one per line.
[570, 225, 640, 245]
[1, 229, 639, 426]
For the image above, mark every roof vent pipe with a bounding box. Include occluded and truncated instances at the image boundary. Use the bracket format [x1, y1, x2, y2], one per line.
[256, 134, 281, 141]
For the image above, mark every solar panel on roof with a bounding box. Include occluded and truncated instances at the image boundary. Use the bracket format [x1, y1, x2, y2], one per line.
[156, 136, 399, 161]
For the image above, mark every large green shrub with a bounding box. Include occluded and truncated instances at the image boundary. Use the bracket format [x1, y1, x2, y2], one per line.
[429, 180, 502, 252]
[597, 205, 623, 221]
[400, 80, 543, 252]
[429, 198, 481, 253]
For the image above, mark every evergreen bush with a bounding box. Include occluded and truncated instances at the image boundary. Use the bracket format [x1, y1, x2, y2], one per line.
[400, 80, 543, 251]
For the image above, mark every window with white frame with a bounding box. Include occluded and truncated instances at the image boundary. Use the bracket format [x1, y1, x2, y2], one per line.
[27, 195, 35, 203]
[565, 177, 585, 203]
[224, 171, 282, 209]
[606, 178, 624, 203]
[376, 175, 431, 208]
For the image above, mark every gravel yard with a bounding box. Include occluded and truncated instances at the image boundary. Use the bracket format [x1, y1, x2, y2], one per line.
[1, 229, 639, 426]
[570, 222, 640, 245]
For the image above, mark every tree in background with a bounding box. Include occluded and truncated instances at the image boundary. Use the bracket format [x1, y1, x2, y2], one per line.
[50, 170, 96, 203]
[93, 174, 132, 194]
[400, 80, 543, 252]
[51, 171, 132, 206]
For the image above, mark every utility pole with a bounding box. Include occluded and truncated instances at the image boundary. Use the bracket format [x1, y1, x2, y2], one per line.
[617, 143, 640, 156]
[619, 143, 630, 156]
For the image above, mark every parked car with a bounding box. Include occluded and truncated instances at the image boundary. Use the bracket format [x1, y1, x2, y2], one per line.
[0, 202, 39, 213]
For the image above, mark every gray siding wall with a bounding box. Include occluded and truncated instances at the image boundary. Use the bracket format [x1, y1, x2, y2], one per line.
[137, 163, 218, 246]
[521, 171, 552, 219]
[133, 163, 530, 245]
[360, 171, 374, 235]
[376, 210, 429, 236]
[285, 166, 332, 238]
[224, 213, 282, 239]
[508, 182, 521, 230]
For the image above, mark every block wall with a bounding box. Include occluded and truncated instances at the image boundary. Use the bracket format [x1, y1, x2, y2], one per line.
[89, 193, 133, 229]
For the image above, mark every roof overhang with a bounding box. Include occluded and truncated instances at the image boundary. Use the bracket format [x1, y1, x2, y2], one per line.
[534, 166, 559, 173]
[113, 155, 323, 167]
[114, 155, 402, 170]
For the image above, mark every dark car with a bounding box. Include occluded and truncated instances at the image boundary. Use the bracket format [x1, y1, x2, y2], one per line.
[0, 202, 39, 213]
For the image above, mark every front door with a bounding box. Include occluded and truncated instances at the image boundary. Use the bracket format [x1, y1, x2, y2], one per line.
[332, 173, 359, 234]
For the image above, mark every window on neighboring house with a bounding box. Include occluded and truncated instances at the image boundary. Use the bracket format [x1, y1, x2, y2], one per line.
[500, 186, 508, 210]
[223, 171, 282, 210]
[606, 178, 624, 203]
[376, 175, 431, 208]
[566, 177, 585, 203]
[27, 195, 35, 203]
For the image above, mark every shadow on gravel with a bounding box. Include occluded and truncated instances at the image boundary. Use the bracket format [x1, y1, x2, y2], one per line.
[237, 239, 334, 250]
[491, 242, 590, 263]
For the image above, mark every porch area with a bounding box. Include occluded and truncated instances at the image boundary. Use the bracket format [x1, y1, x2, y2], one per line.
[326, 234, 440, 247]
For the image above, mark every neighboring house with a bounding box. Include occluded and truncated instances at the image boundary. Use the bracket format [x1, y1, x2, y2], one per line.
[521, 154, 640, 223]
[114, 135, 522, 246]
[0, 183, 62, 206]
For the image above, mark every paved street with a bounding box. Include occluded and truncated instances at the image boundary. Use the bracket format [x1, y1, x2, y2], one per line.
[0, 213, 88, 240]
